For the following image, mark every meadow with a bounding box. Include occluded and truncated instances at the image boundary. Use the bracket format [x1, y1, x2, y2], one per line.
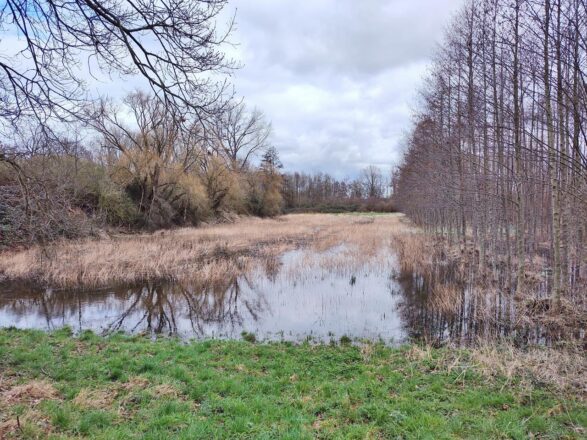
[0, 328, 585, 439]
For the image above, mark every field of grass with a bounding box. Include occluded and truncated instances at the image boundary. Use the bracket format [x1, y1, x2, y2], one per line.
[1, 329, 585, 439]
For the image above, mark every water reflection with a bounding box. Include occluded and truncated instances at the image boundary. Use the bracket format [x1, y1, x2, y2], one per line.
[394, 264, 582, 347]
[0, 249, 405, 342]
[0, 248, 578, 345]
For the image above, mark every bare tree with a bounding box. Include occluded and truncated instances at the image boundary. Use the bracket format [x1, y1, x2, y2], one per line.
[90, 91, 208, 226]
[208, 102, 272, 171]
[0, 0, 233, 129]
[0, 125, 94, 245]
[361, 165, 384, 198]
[395, 0, 587, 308]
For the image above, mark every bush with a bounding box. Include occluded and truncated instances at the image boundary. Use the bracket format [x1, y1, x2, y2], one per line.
[97, 184, 140, 226]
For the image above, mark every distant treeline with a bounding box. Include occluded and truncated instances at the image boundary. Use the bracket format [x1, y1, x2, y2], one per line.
[0, 92, 393, 247]
[281, 166, 396, 213]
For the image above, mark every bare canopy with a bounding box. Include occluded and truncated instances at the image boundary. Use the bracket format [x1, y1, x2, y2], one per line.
[0, 0, 233, 127]
[208, 102, 272, 171]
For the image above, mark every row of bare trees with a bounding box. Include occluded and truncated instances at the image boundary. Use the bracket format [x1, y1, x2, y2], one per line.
[395, 0, 587, 304]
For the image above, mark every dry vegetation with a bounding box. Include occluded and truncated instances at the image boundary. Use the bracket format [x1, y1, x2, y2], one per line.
[405, 344, 586, 399]
[392, 227, 587, 337]
[0, 212, 583, 346]
[470, 344, 587, 396]
[0, 213, 415, 289]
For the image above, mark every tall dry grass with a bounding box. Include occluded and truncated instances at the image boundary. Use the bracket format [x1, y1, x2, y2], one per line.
[407, 343, 586, 397]
[391, 231, 431, 275]
[0, 213, 414, 288]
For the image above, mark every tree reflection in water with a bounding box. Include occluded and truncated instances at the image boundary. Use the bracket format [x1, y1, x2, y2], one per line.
[0, 253, 578, 345]
[0, 276, 268, 338]
[394, 263, 576, 347]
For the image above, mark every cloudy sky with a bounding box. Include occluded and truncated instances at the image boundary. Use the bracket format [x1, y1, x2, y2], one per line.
[222, 0, 463, 178]
[2, 0, 463, 178]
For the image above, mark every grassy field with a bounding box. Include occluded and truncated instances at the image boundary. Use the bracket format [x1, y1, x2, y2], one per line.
[0, 329, 585, 439]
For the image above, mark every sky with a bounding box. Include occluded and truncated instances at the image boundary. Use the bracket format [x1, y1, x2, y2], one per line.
[1, 0, 463, 179]
[222, 0, 464, 178]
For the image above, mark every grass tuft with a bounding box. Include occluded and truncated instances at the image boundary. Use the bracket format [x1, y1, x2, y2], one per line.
[241, 331, 257, 343]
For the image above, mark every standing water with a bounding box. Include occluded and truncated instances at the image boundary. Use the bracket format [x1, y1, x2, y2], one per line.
[0, 242, 571, 345]
[0, 246, 409, 343]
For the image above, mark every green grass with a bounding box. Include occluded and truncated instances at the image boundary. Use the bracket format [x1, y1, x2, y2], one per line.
[0, 328, 584, 439]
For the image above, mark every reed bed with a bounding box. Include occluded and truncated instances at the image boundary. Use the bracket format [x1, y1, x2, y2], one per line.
[0, 213, 413, 288]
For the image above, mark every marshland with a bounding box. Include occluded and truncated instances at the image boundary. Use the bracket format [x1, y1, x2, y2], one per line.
[2, 0, 587, 438]
[1, 213, 584, 346]
[1, 212, 585, 437]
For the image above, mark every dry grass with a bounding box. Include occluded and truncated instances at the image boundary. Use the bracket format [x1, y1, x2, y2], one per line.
[470, 343, 587, 398]
[390, 230, 434, 276]
[405, 343, 586, 398]
[73, 387, 116, 409]
[151, 383, 182, 399]
[1, 380, 59, 406]
[429, 283, 463, 314]
[392, 230, 587, 336]
[0, 213, 413, 288]
[120, 376, 151, 392]
[0, 380, 60, 437]
[0, 408, 53, 439]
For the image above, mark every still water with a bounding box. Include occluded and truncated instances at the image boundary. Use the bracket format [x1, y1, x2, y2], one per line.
[0, 246, 556, 345]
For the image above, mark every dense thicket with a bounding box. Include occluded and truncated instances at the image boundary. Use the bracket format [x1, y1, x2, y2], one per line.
[0, 95, 283, 247]
[0, 0, 291, 247]
[395, 0, 587, 304]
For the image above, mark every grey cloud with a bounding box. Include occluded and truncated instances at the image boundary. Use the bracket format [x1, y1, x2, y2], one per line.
[1, 0, 461, 178]
[233, 0, 459, 77]
[225, 0, 464, 178]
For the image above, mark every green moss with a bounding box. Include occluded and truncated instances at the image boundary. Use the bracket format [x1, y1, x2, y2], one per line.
[0, 329, 584, 439]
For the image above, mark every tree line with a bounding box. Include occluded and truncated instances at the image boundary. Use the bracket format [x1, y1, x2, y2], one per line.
[0, 0, 326, 248]
[0, 93, 285, 246]
[0, 0, 394, 249]
[394, 0, 587, 305]
[282, 166, 395, 213]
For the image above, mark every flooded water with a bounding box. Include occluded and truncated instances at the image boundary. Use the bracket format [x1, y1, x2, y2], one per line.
[0, 245, 577, 345]
[0, 247, 408, 343]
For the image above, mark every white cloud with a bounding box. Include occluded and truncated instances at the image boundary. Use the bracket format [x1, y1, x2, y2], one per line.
[1, 0, 463, 177]
[225, 0, 463, 178]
